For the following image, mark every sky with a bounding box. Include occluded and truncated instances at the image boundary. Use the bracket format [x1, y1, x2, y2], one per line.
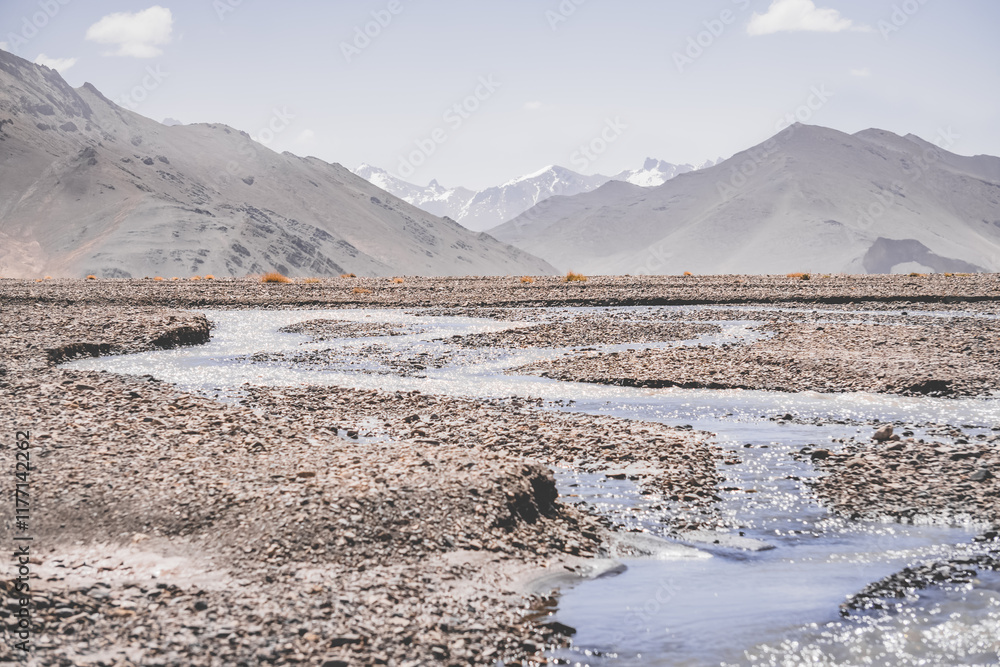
[2, 0, 999, 190]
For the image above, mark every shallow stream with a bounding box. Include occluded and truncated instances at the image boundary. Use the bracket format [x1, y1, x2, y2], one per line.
[69, 307, 1000, 666]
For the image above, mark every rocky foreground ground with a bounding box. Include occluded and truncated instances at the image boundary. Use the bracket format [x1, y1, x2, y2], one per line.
[0, 303, 651, 666]
[2, 276, 1000, 665]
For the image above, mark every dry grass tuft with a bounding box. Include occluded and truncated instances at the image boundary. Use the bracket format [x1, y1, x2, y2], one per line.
[340, 273, 357, 279]
[908, 272, 927, 278]
[190, 276, 201, 281]
[261, 272, 293, 284]
[171, 277, 180, 281]
[44, 276, 52, 280]
[353, 287, 372, 295]
[154, 277, 164, 281]
[683, 271, 693, 276]
[391, 277, 405, 284]
[563, 271, 587, 283]
[86, 275, 97, 280]
[302, 278, 322, 284]
[204, 274, 215, 280]
[787, 272, 811, 280]
[520, 276, 535, 284]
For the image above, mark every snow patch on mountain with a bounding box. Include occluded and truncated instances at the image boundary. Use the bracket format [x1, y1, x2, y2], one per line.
[353, 158, 716, 230]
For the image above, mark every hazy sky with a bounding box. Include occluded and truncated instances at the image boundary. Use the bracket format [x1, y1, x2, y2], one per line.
[2, 0, 999, 189]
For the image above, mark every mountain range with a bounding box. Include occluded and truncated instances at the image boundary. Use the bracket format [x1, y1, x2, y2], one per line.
[3, 47, 998, 279]
[0, 49, 554, 279]
[489, 124, 1000, 275]
[353, 158, 721, 232]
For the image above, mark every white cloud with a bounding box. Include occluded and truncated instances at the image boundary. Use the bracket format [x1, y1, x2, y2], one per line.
[850, 67, 871, 77]
[523, 101, 543, 111]
[295, 129, 316, 143]
[34, 54, 79, 73]
[86, 6, 173, 58]
[747, 0, 868, 36]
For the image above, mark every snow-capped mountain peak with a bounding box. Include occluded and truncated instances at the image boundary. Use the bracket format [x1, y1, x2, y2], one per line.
[614, 158, 696, 188]
[352, 158, 715, 232]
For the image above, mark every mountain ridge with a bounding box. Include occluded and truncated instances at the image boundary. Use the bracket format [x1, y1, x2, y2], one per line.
[0, 48, 555, 279]
[488, 124, 1000, 275]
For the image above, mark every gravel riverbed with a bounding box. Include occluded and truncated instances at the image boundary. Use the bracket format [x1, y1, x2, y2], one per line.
[519, 309, 1000, 397]
[2, 276, 1000, 665]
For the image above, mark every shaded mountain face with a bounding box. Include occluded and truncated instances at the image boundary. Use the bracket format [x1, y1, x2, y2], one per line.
[490, 124, 1000, 275]
[353, 159, 711, 233]
[0, 50, 555, 279]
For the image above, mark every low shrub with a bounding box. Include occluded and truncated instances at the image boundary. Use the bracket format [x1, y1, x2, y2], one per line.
[391, 277, 405, 284]
[86, 275, 97, 280]
[563, 271, 587, 282]
[683, 271, 693, 276]
[341, 273, 357, 278]
[520, 276, 535, 284]
[302, 278, 322, 284]
[786, 272, 811, 280]
[154, 277, 164, 281]
[353, 287, 372, 294]
[261, 272, 293, 284]
[190, 276, 201, 281]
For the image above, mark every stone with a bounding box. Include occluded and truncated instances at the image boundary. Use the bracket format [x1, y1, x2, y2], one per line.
[873, 426, 894, 442]
[970, 468, 992, 482]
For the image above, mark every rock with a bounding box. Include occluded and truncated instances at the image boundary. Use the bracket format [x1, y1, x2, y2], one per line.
[541, 621, 577, 636]
[329, 635, 362, 647]
[809, 449, 831, 460]
[873, 426, 894, 442]
[905, 379, 954, 395]
[970, 468, 992, 482]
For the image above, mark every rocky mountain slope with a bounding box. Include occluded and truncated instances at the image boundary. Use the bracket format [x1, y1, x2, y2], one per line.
[0, 50, 555, 279]
[489, 125, 1000, 275]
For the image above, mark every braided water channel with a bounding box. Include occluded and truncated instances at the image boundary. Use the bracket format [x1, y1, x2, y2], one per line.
[68, 307, 1000, 666]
